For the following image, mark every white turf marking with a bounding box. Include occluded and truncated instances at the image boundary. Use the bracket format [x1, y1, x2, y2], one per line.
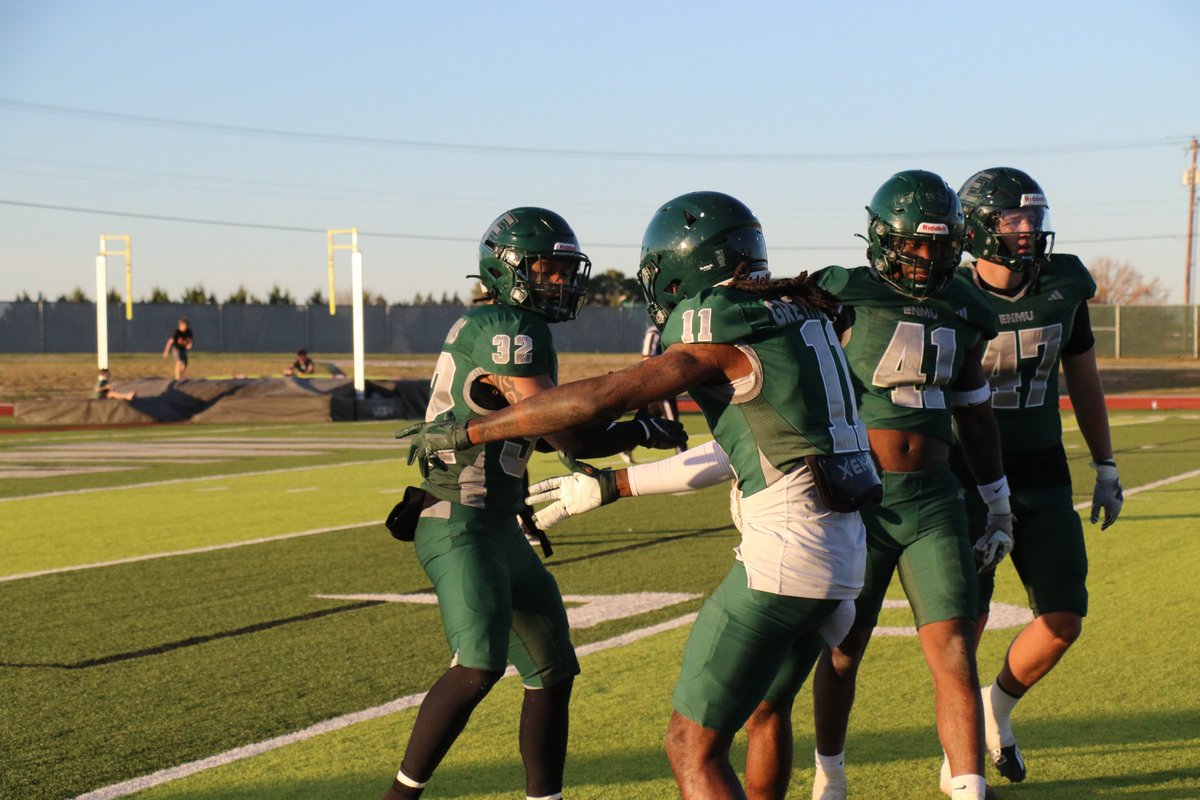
[73, 612, 699, 800]
[1071, 467, 1200, 512]
[286, 486, 317, 493]
[873, 600, 1033, 637]
[0, 522, 379, 585]
[0, 458, 403, 504]
[314, 592, 703, 630]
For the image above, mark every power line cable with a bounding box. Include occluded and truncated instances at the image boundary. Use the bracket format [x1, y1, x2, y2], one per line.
[0, 98, 1191, 162]
[0, 198, 1182, 249]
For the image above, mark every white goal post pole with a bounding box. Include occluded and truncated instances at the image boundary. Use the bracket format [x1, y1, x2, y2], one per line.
[95, 251, 108, 370]
[351, 250, 365, 398]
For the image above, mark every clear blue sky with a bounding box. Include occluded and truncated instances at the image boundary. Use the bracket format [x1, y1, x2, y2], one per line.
[2, 0, 1197, 304]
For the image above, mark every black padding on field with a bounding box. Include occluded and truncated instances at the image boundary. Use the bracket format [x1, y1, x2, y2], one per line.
[12, 378, 430, 426]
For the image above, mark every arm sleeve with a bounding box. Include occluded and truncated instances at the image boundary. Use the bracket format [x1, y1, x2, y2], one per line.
[1063, 302, 1095, 356]
[626, 439, 733, 496]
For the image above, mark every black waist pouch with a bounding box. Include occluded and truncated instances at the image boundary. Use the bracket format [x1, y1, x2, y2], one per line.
[804, 452, 883, 513]
[385, 486, 430, 542]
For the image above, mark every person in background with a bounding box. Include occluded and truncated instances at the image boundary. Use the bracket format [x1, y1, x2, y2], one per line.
[284, 349, 315, 377]
[620, 324, 684, 464]
[162, 317, 193, 380]
[93, 367, 135, 401]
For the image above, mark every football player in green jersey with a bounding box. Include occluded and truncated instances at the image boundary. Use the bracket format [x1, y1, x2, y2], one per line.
[955, 167, 1123, 784]
[378, 207, 687, 800]
[401, 191, 881, 800]
[798, 171, 1011, 800]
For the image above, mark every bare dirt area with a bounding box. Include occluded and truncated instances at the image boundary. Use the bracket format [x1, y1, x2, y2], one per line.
[0, 352, 647, 402]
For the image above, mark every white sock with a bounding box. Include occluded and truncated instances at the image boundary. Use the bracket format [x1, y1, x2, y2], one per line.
[812, 750, 847, 800]
[983, 682, 1020, 748]
[396, 769, 426, 789]
[527, 794, 563, 800]
[948, 773, 986, 800]
[815, 750, 845, 774]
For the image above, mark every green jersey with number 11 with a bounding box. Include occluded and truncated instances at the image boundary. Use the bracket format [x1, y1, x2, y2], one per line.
[659, 285, 869, 497]
[814, 265, 998, 444]
[422, 304, 557, 512]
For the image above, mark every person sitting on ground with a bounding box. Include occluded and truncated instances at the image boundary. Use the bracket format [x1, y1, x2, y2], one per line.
[284, 349, 316, 377]
[93, 368, 136, 401]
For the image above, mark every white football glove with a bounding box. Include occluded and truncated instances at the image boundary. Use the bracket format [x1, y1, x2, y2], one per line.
[975, 512, 1015, 572]
[526, 457, 620, 530]
[974, 477, 1015, 572]
[1089, 460, 1123, 531]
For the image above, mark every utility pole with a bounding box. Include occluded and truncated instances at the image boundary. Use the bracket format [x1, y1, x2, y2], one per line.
[1185, 136, 1199, 305]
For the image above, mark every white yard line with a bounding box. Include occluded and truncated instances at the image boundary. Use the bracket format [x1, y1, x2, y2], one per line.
[1072, 467, 1200, 511]
[0, 522, 380, 584]
[73, 612, 699, 800]
[0, 458, 404, 504]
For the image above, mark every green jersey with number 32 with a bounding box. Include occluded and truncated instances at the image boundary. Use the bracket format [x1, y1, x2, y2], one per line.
[422, 304, 556, 511]
[814, 265, 998, 443]
[964, 254, 1097, 451]
[660, 286, 869, 497]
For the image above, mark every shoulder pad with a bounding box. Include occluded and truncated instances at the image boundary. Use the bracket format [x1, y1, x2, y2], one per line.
[1040, 253, 1097, 301]
[934, 275, 1000, 338]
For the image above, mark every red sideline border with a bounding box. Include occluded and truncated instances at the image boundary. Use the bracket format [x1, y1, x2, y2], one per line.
[677, 396, 1200, 413]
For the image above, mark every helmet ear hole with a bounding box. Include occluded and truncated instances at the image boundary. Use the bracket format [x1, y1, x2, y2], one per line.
[683, 210, 697, 228]
[665, 279, 682, 296]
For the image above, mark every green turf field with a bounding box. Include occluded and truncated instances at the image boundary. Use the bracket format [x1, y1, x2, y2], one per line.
[2, 412, 1198, 799]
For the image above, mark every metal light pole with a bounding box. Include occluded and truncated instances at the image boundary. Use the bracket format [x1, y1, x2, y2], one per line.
[95, 234, 133, 370]
[327, 228, 365, 398]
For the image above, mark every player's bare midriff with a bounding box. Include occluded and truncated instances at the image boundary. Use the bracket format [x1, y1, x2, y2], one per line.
[867, 428, 949, 472]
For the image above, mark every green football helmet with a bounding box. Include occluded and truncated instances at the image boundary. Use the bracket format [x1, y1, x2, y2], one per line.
[863, 170, 964, 298]
[958, 167, 1054, 272]
[474, 207, 591, 322]
[637, 191, 768, 327]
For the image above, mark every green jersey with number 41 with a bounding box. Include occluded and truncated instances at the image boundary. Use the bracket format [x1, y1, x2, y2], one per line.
[962, 253, 1097, 451]
[814, 265, 999, 444]
[422, 304, 557, 512]
[660, 285, 869, 497]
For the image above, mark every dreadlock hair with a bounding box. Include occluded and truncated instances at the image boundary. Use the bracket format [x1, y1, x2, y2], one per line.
[728, 262, 841, 318]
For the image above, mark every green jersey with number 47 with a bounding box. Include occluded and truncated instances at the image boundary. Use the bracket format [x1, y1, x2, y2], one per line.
[963, 253, 1097, 451]
[814, 265, 998, 443]
[422, 304, 557, 512]
[660, 285, 869, 497]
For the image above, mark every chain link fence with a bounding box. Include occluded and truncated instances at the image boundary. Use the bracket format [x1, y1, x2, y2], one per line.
[0, 302, 654, 354]
[3, 301, 1197, 358]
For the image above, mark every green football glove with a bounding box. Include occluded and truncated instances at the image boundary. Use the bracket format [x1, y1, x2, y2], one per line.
[395, 412, 473, 477]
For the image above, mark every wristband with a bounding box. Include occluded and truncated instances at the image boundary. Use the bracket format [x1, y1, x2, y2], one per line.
[977, 475, 1011, 514]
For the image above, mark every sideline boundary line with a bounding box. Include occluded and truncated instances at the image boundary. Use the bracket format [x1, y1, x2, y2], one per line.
[74, 612, 699, 800]
[0, 457, 403, 504]
[1072, 467, 1200, 512]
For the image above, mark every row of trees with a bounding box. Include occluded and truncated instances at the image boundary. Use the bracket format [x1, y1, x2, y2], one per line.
[9, 262, 1173, 307]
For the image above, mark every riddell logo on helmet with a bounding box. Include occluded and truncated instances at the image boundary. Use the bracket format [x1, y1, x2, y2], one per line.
[553, 242, 578, 252]
[916, 222, 950, 234]
[1020, 193, 1048, 207]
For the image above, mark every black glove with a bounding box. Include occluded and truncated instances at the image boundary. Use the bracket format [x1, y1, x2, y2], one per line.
[634, 408, 688, 450]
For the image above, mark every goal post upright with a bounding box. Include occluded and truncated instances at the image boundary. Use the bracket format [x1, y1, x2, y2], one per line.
[96, 234, 132, 370]
[327, 227, 365, 398]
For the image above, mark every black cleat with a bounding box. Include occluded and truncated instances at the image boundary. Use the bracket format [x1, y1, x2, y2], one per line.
[991, 744, 1026, 783]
